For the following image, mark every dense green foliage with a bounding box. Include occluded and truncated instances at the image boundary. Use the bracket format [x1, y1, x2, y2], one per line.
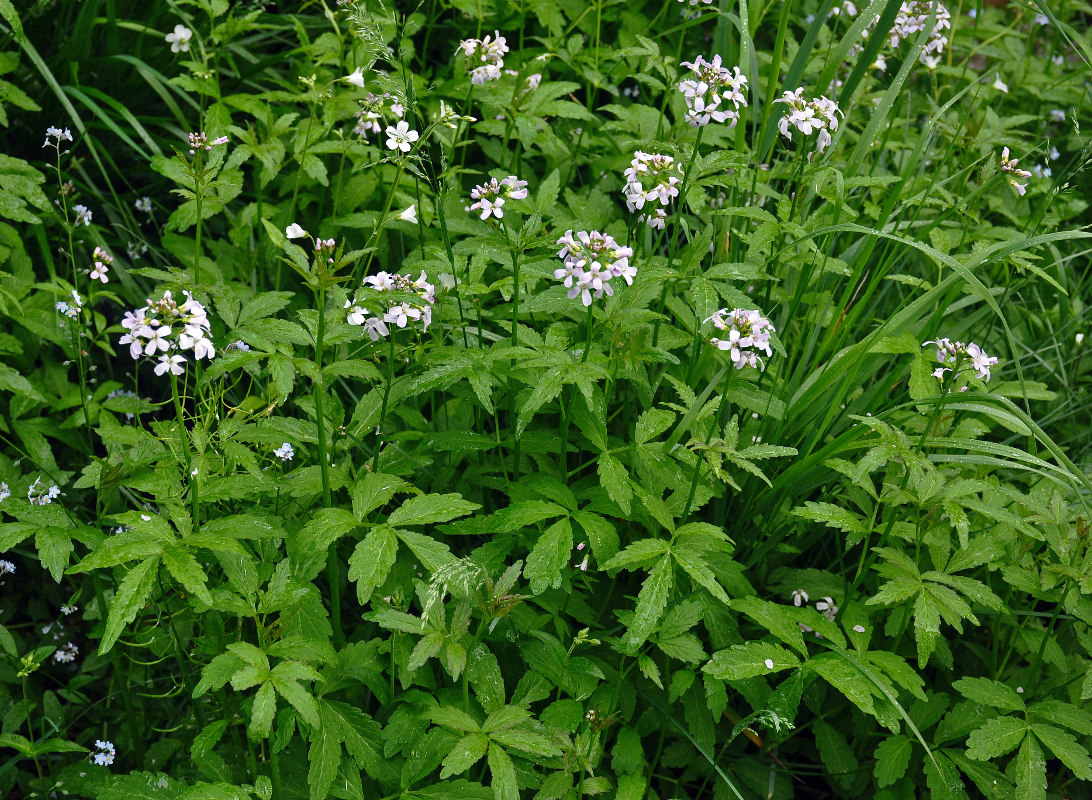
[1, 0, 1091, 798]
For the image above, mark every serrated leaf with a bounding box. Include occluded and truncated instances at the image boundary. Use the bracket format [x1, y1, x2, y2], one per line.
[440, 733, 489, 778]
[1031, 722, 1092, 780]
[965, 715, 1027, 760]
[347, 524, 398, 605]
[100, 557, 160, 654]
[597, 454, 632, 514]
[952, 677, 1025, 712]
[161, 546, 213, 606]
[621, 555, 672, 651]
[873, 735, 912, 787]
[525, 517, 572, 595]
[249, 682, 277, 740]
[388, 493, 480, 526]
[704, 642, 799, 680]
[1014, 734, 1046, 800]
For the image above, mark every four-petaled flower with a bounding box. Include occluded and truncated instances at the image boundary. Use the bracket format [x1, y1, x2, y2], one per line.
[385, 121, 419, 153]
[165, 24, 193, 53]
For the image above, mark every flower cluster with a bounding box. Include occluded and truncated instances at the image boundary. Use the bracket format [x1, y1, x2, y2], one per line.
[705, 308, 775, 370]
[28, 477, 60, 506]
[0, 482, 9, 502]
[92, 740, 116, 767]
[43, 126, 73, 150]
[468, 175, 529, 220]
[555, 230, 637, 307]
[73, 204, 92, 227]
[274, 443, 295, 462]
[118, 289, 216, 377]
[677, 55, 748, 128]
[187, 132, 228, 155]
[776, 88, 842, 157]
[622, 151, 682, 214]
[346, 272, 436, 341]
[923, 338, 998, 382]
[1000, 146, 1033, 196]
[456, 31, 509, 84]
[0, 559, 13, 575]
[55, 290, 83, 319]
[886, 1, 951, 67]
[314, 237, 337, 264]
[354, 92, 405, 140]
[54, 641, 78, 663]
[90, 247, 113, 284]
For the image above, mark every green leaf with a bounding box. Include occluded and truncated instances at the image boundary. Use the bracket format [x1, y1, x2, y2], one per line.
[525, 517, 572, 595]
[388, 493, 480, 527]
[621, 555, 673, 651]
[347, 524, 398, 605]
[290, 508, 359, 582]
[100, 557, 160, 655]
[308, 715, 342, 800]
[161, 546, 213, 606]
[704, 642, 799, 680]
[952, 677, 1025, 712]
[487, 742, 519, 800]
[965, 715, 1027, 760]
[1013, 734, 1046, 800]
[467, 644, 506, 714]
[34, 527, 73, 583]
[395, 528, 455, 572]
[270, 665, 320, 727]
[601, 538, 670, 572]
[1031, 723, 1092, 780]
[194, 652, 246, 698]
[440, 733, 489, 778]
[571, 510, 619, 563]
[352, 472, 407, 520]
[597, 454, 632, 514]
[731, 597, 806, 655]
[814, 720, 858, 791]
[792, 501, 868, 543]
[873, 735, 912, 787]
[249, 682, 277, 740]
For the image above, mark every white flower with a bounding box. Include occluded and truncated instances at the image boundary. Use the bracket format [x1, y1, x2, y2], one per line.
[135, 196, 152, 214]
[469, 175, 529, 221]
[791, 589, 809, 607]
[1076, 333, 1085, 346]
[852, 624, 866, 633]
[285, 223, 307, 239]
[347, 271, 434, 339]
[92, 740, 116, 767]
[776, 89, 843, 159]
[1050, 109, 1065, 122]
[815, 597, 838, 621]
[399, 205, 418, 224]
[27, 477, 60, 506]
[43, 126, 74, 149]
[1049, 146, 1060, 161]
[923, 337, 997, 382]
[154, 354, 186, 376]
[274, 442, 295, 462]
[54, 642, 78, 663]
[61, 604, 77, 615]
[345, 67, 366, 87]
[1052, 54, 1064, 66]
[992, 74, 1008, 93]
[457, 31, 508, 83]
[555, 230, 635, 307]
[0, 482, 9, 503]
[706, 308, 775, 370]
[677, 54, 748, 128]
[165, 24, 193, 53]
[0, 559, 13, 577]
[1034, 13, 1049, 26]
[73, 204, 92, 227]
[385, 121, 419, 153]
[764, 658, 775, 670]
[623, 151, 682, 212]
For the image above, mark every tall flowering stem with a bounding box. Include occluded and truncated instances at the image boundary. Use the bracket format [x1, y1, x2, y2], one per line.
[652, 125, 704, 347]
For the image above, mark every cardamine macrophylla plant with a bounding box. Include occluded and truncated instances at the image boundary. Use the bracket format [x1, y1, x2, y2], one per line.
[1, 2, 1091, 800]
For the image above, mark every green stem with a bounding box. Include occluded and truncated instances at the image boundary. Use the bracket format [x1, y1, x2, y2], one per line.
[373, 333, 398, 473]
[680, 367, 733, 523]
[652, 126, 705, 347]
[313, 286, 341, 647]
